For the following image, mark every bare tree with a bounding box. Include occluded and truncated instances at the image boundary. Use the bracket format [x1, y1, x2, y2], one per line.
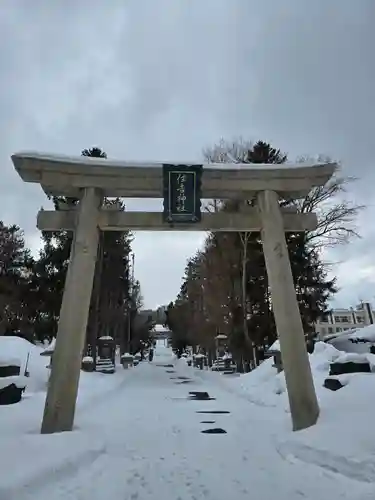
[289, 156, 365, 248]
[203, 137, 254, 164]
[205, 143, 364, 249]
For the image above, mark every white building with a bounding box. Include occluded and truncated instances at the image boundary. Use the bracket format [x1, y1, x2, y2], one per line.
[315, 302, 375, 340]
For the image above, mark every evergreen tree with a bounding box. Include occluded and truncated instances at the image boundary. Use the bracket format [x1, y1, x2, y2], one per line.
[81, 147, 107, 159]
[31, 146, 134, 351]
[93, 209, 132, 355]
[30, 229, 72, 341]
[166, 297, 191, 358]
[0, 222, 34, 338]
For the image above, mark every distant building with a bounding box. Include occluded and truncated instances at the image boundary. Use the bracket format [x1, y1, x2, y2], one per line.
[315, 302, 375, 340]
[152, 324, 170, 339]
[139, 309, 153, 320]
[139, 306, 168, 324]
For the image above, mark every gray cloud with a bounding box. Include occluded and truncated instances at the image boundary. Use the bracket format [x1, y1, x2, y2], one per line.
[1, 0, 374, 309]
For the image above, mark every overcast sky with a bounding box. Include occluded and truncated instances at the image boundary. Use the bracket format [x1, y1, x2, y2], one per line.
[1, 0, 374, 310]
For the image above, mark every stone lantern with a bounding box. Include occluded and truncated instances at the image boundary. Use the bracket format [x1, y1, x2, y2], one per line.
[215, 334, 228, 358]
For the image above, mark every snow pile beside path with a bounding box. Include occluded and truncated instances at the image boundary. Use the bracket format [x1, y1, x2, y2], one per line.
[327, 324, 375, 354]
[292, 371, 375, 457]
[0, 336, 49, 393]
[293, 345, 375, 457]
[0, 375, 29, 390]
[307, 341, 342, 385]
[229, 341, 375, 465]
[229, 341, 375, 413]
[231, 342, 341, 410]
[334, 351, 375, 366]
[347, 324, 375, 342]
[283, 366, 375, 475]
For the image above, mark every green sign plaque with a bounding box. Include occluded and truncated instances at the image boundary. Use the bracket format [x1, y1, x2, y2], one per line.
[162, 164, 202, 223]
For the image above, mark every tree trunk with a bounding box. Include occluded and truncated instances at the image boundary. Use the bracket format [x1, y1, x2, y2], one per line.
[240, 232, 254, 365]
[91, 232, 104, 365]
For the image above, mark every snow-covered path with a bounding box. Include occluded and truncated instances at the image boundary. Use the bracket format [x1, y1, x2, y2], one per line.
[0, 346, 371, 500]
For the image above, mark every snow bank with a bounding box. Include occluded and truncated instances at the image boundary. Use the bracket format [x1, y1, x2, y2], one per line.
[286, 370, 375, 463]
[327, 325, 375, 353]
[0, 375, 29, 390]
[230, 341, 375, 413]
[229, 340, 375, 464]
[348, 324, 375, 342]
[334, 351, 375, 366]
[0, 353, 22, 367]
[0, 336, 49, 393]
[231, 343, 340, 409]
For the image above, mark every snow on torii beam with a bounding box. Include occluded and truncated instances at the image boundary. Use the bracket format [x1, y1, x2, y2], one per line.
[11, 151, 335, 200]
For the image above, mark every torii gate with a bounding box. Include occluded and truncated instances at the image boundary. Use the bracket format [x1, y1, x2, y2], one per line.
[12, 152, 336, 434]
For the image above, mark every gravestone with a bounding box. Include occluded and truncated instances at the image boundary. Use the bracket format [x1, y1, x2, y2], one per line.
[0, 358, 25, 405]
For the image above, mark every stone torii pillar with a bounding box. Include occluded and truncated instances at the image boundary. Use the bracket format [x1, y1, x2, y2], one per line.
[257, 190, 319, 431]
[41, 188, 102, 434]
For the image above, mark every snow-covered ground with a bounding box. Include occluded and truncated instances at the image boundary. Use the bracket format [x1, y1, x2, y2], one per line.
[220, 342, 375, 468]
[1, 337, 375, 500]
[326, 323, 375, 353]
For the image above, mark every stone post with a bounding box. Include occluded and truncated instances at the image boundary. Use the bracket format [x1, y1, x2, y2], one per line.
[41, 188, 102, 434]
[257, 190, 319, 431]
